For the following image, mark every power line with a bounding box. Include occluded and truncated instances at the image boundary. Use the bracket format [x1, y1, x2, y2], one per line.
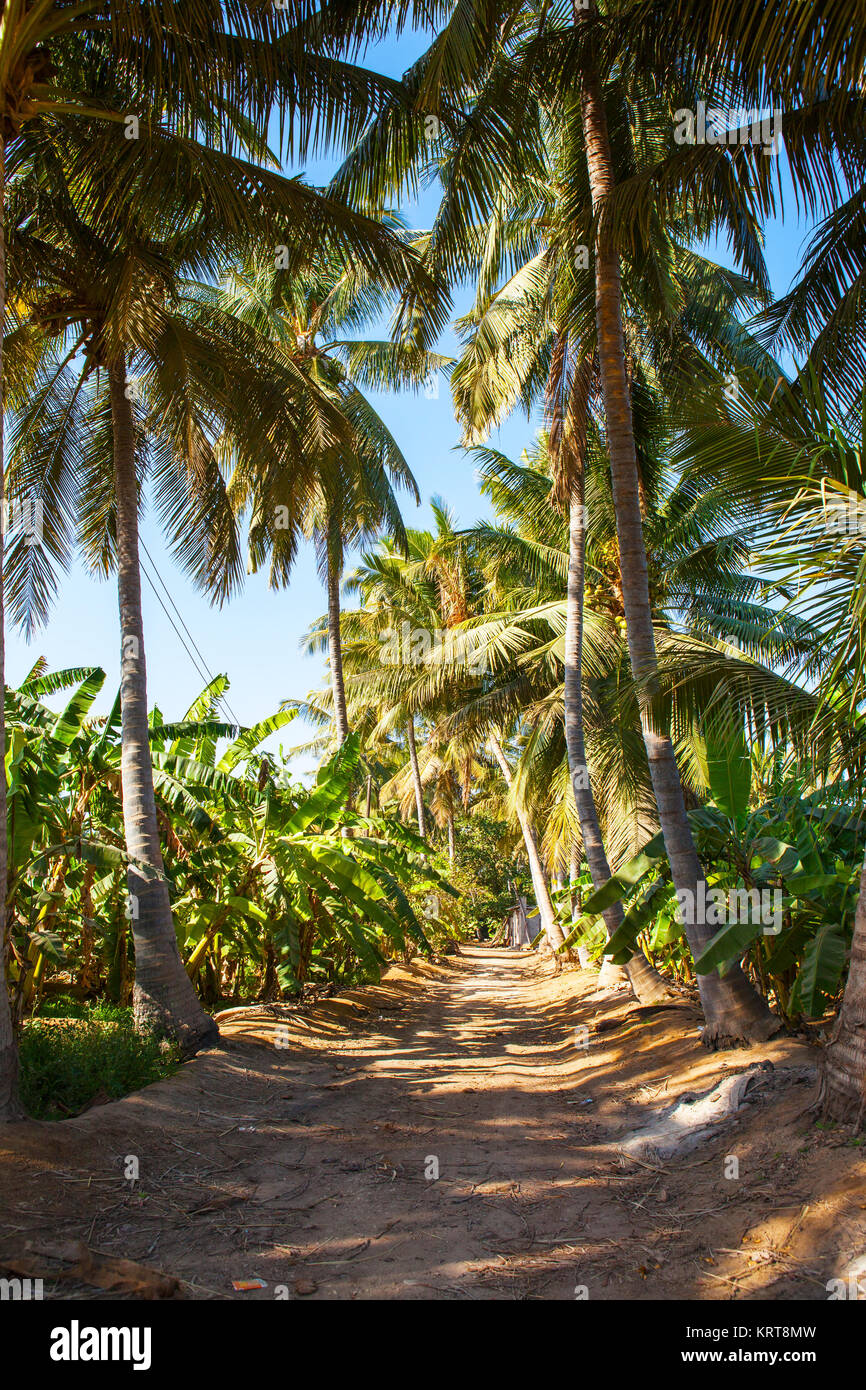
[140, 540, 226, 697]
[138, 556, 211, 690]
[138, 551, 241, 730]
[138, 542, 243, 730]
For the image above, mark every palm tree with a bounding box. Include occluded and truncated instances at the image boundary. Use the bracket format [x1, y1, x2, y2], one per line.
[334, 0, 863, 1042]
[677, 366, 866, 1119]
[324, 527, 495, 858]
[220, 248, 449, 749]
[486, 731, 565, 951]
[569, 0, 864, 1037]
[444, 86, 782, 1009]
[4, 116, 429, 1055]
[5, 130, 245, 1051]
[0, 0, 417, 1115]
[404, 715, 428, 836]
[303, 537, 428, 823]
[564, 0, 785, 1039]
[330, 5, 769, 1035]
[445, 435, 822, 978]
[327, 507, 569, 950]
[562, 434, 671, 998]
[327, 528, 482, 844]
[388, 732, 485, 856]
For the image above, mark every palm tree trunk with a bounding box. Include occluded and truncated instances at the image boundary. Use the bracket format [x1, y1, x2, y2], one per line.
[0, 135, 20, 1120]
[488, 734, 565, 951]
[447, 810, 456, 864]
[109, 358, 218, 1053]
[575, 1, 776, 1043]
[820, 848, 866, 1126]
[406, 716, 427, 836]
[569, 843, 591, 968]
[326, 536, 349, 745]
[564, 490, 671, 1004]
[462, 753, 472, 811]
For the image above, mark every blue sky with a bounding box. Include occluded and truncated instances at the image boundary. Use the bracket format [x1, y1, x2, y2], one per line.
[6, 27, 819, 776]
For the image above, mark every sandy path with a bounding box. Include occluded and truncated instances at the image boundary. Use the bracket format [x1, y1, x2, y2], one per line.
[1, 945, 862, 1300]
[266, 943, 612, 1299]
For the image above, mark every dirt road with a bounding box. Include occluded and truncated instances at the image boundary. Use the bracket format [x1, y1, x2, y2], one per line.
[0, 946, 862, 1299]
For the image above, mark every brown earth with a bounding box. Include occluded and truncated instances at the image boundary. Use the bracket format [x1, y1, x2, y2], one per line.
[0, 945, 864, 1300]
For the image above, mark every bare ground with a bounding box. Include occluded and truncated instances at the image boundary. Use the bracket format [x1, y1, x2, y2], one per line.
[1, 945, 864, 1300]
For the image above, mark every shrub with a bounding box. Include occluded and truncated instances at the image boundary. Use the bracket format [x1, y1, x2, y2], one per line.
[19, 1010, 181, 1119]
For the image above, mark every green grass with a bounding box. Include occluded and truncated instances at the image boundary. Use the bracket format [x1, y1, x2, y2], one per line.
[19, 1002, 182, 1120]
[33, 995, 132, 1023]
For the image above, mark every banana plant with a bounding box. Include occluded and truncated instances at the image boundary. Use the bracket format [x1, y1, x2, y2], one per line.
[5, 663, 146, 1011]
[564, 719, 865, 1022]
[173, 733, 454, 995]
[5, 667, 457, 1014]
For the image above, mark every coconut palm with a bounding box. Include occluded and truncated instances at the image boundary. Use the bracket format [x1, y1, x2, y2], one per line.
[316, 528, 470, 837]
[572, 0, 865, 1038]
[3, 113, 431, 1057]
[313, 505, 568, 949]
[426, 436, 826, 981]
[444, 84, 786, 1014]
[0, 0, 423, 1116]
[675, 365, 866, 1119]
[333, 0, 865, 1042]
[219, 248, 450, 748]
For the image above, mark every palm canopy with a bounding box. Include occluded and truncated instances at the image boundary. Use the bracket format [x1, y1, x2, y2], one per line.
[332, 3, 858, 285]
[326, 427, 849, 869]
[3, 107, 443, 625]
[674, 364, 866, 718]
[218, 242, 451, 590]
[0, 0, 408, 159]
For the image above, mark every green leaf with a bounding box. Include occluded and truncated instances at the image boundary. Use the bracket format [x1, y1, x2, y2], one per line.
[580, 831, 667, 917]
[792, 925, 848, 1017]
[694, 917, 765, 975]
[649, 912, 684, 952]
[606, 879, 673, 959]
[27, 929, 67, 965]
[705, 721, 752, 819]
[556, 913, 595, 952]
[224, 895, 269, 925]
[216, 708, 297, 772]
[751, 837, 803, 876]
[781, 871, 838, 900]
[765, 920, 812, 976]
[282, 768, 352, 835]
[96, 689, 123, 749]
[51, 669, 106, 745]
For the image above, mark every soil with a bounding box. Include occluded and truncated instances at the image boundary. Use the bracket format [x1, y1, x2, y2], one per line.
[1, 945, 864, 1300]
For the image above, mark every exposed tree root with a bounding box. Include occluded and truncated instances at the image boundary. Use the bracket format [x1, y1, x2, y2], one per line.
[700, 1013, 784, 1050]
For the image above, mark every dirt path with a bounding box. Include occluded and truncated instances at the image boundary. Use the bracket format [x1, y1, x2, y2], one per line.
[1, 946, 864, 1300]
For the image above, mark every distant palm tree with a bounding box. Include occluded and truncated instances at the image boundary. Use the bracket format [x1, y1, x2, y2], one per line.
[222, 248, 449, 746]
[324, 507, 568, 952]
